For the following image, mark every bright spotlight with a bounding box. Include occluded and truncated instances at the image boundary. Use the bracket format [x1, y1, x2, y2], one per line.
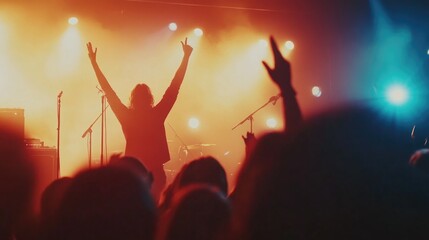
[258, 39, 268, 48]
[46, 25, 82, 78]
[386, 84, 409, 106]
[168, 22, 177, 31]
[68, 17, 79, 25]
[266, 118, 278, 129]
[312, 86, 322, 97]
[285, 40, 295, 50]
[427, 49, 429, 55]
[194, 28, 203, 37]
[188, 117, 200, 129]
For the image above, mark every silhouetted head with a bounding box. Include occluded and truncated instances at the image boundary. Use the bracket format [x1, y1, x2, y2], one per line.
[52, 166, 157, 240]
[109, 154, 154, 188]
[157, 184, 231, 240]
[40, 177, 73, 223]
[159, 156, 228, 214]
[230, 104, 429, 240]
[130, 83, 154, 109]
[38, 177, 73, 240]
[178, 156, 228, 196]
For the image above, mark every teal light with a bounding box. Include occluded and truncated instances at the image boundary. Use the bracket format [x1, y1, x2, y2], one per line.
[386, 84, 408, 106]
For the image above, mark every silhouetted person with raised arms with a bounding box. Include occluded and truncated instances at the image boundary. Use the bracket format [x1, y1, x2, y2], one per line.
[87, 38, 193, 203]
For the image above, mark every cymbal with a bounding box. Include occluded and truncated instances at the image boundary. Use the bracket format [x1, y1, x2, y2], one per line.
[186, 143, 216, 149]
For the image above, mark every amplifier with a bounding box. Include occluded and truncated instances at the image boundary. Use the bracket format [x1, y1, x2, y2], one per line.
[27, 147, 58, 213]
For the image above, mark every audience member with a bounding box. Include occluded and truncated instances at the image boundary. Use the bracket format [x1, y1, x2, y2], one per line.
[229, 36, 429, 239]
[159, 156, 228, 213]
[262, 36, 303, 131]
[48, 166, 157, 240]
[156, 184, 231, 240]
[37, 177, 73, 240]
[109, 154, 154, 189]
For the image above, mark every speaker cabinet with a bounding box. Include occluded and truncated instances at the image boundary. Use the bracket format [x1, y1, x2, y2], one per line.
[27, 147, 57, 213]
[0, 108, 24, 140]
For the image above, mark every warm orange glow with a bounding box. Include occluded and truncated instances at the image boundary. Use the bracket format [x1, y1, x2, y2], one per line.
[0, 5, 285, 186]
[46, 26, 83, 78]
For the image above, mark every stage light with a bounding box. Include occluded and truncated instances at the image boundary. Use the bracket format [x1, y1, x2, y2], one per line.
[312, 86, 322, 97]
[194, 28, 203, 37]
[46, 25, 82, 78]
[386, 84, 408, 106]
[68, 17, 78, 25]
[168, 22, 177, 31]
[188, 117, 200, 129]
[258, 39, 268, 48]
[266, 118, 278, 129]
[427, 49, 429, 55]
[285, 40, 295, 50]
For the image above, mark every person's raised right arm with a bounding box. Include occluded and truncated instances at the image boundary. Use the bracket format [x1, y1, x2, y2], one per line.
[86, 42, 127, 121]
[87, 42, 116, 97]
[262, 36, 303, 131]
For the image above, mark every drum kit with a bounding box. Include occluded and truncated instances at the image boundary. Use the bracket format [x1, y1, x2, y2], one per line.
[177, 143, 216, 162]
[166, 139, 216, 162]
[164, 142, 216, 183]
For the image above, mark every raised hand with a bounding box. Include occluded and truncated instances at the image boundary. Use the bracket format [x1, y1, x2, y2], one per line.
[262, 35, 302, 130]
[262, 36, 292, 92]
[86, 42, 97, 63]
[181, 38, 193, 57]
[242, 131, 256, 146]
[242, 131, 257, 159]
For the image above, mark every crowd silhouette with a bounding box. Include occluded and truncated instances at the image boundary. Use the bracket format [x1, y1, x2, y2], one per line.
[1, 35, 429, 240]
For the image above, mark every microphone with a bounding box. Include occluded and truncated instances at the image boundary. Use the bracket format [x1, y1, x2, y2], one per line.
[58, 91, 63, 98]
[82, 128, 92, 138]
[270, 93, 281, 105]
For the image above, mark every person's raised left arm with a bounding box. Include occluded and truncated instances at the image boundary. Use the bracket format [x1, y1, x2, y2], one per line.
[157, 38, 193, 118]
[170, 38, 193, 91]
[263, 36, 303, 131]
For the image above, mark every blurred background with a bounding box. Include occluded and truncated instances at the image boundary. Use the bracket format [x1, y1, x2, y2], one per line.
[0, 0, 428, 188]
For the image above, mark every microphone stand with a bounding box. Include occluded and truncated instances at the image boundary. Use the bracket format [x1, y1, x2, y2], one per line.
[56, 91, 63, 179]
[167, 122, 189, 162]
[82, 94, 109, 168]
[232, 93, 281, 133]
[101, 94, 106, 166]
